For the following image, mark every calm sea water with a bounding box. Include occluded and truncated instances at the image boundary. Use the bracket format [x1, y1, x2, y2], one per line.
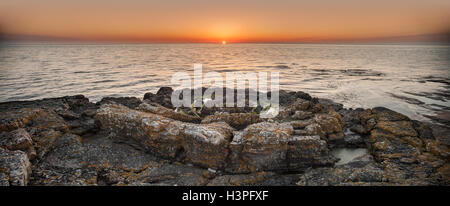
[0, 43, 449, 123]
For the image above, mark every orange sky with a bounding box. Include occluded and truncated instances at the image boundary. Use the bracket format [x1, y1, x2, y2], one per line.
[0, 0, 449, 43]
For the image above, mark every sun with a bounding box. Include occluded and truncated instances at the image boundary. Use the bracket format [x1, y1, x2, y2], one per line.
[222, 40, 227, 45]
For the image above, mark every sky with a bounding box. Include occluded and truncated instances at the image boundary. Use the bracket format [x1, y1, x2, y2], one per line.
[0, 0, 449, 43]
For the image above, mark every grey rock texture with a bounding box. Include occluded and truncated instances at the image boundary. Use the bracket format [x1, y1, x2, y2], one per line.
[0, 87, 448, 186]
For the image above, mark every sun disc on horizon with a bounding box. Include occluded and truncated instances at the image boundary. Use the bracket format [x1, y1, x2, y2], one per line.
[222, 40, 227, 45]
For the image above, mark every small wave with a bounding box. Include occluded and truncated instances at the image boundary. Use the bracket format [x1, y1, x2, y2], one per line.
[117, 64, 134, 69]
[92, 79, 117, 84]
[215, 69, 237, 72]
[109, 79, 155, 88]
[361, 78, 383, 81]
[340, 69, 384, 77]
[387, 93, 425, 105]
[256, 65, 291, 69]
[73, 71, 91, 74]
[422, 76, 450, 86]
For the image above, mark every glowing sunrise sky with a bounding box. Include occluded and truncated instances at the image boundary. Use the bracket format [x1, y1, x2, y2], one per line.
[0, 0, 449, 42]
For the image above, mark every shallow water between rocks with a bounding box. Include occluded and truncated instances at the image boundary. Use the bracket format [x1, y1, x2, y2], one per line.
[330, 148, 368, 165]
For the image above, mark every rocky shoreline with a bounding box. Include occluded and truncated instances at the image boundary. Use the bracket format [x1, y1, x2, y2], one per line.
[0, 87, 448, 186]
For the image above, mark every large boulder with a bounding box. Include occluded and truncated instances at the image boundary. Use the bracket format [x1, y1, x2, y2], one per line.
[0, 148, 31, 186]
[227, 122, 335, 173]
[0, 128, 36, 160]
[95, 104, 234, 169]
[143, 87, 174, 109]
[227, 122, 292, 173]
[357, 107, 449, 185]
[313, 109, 344, 141]
[0, 107, 68, 160]
[287, 135, 336, 169]
[32, 132, 211, 186]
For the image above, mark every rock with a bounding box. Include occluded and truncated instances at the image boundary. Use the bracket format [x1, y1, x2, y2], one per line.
[114, 163, 209, 186]
[0, 172, 9, 185]
[375, 120, 418, 137]
[0, 95, 92, 114]
[294, 108, 346, 147]
[32, 129, 64, 159]
[311, 102, 326, 113]
[0, 87, 448, 186]
[290, 119, 313, 129]
[57, 109, 80, 120]
[32, 111, 69, 133]
[0, 148, 31, 186]
[278, 98, 344, 144]
[411, 120, 435, 140]
[278, 99, 311, 119]
[157, 87, 174, 96]
[366, 110, 429, 162]
[32, 167, 98, 186]
[352, 107, 450, 185]
[227, 122, 293, 173]
[95, 103, 234, 169]
[436, 165, 450, 185]
[313, 109, 343, 138]
[425, 140, 449, 159]
[67, 118, 98, 136]
[182, 122, 234, 169]
[143, 92, 156, 101]
[287, 135, 336, 169]
[0, 108, 44, 132]
[0, 128, 36, 159]
[278, 90, 312, 106]
[227, 122, 334, 173]
[292, 123, 325, 138]
[82, 109, 97, 118]
[0, 107, 68, 160]
[350, 124, 368, 135]
[208, 172, 279, 186]
[369, 129, 421, 161]
[343, 129, 365, 147]
[96, 97, 142, 109]
[27, 109, 68, 158]
[32, 131, 211, 186]
[291, 111, 313, 120]
[138, 102, 201, 123]
[373, 107, 410, 121]
[318, 98, 343, 111]
[201, 112, 263, 130]
[143, 87, 174, 108]
[297, 154, 387, 186]
[427, 123, 450, 146]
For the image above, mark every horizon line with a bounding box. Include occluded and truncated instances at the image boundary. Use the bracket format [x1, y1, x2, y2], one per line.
[1, 32, 449, 44]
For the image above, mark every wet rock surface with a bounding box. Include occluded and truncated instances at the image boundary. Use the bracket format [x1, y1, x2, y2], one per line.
[0, 87, 448, 186]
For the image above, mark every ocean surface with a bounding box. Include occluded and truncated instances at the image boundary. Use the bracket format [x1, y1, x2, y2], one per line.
[0, 43, 449, 124]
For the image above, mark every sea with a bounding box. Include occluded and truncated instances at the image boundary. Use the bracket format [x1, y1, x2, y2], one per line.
[0, 43, 449, 124]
